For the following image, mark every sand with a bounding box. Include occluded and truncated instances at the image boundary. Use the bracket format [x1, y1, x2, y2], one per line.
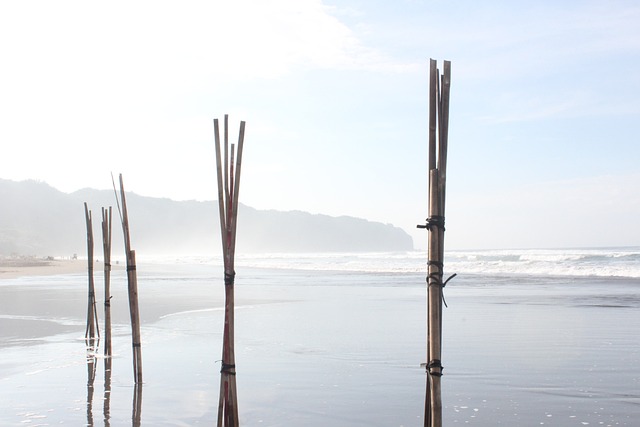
[0, 258, 86, 279]
[1, 261, 638, 426]
[0, 257, 125, 279]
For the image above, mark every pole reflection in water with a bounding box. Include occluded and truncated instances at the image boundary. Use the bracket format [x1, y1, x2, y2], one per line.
[84, 343, 143, 426]
[132, 383, 142, 427]
[103, 356, 112, 427]
[86, 338, 98, 427]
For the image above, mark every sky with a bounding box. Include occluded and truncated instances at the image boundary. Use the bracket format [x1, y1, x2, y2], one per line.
[1, 0, 639, 250]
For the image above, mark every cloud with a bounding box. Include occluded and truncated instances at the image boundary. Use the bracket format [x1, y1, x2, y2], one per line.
[0, 0, 412, 194]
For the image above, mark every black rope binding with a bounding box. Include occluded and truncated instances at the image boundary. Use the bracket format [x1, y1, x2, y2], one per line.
[426, 272, 456, 308]
[426, 359, 443, 377]
[417, 215, 446, 231]
[224, 271, 236, 286]
[221, 362, 236, 375]
[417, 215, 457, 307]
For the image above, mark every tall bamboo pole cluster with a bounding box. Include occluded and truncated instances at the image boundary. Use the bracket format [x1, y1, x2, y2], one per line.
[83, 202, 114, 424]
[214, 115, 246, 427]
[85, 175, 143, 383]
[84, 203, 100, 344]
[418, 58, 452, 427]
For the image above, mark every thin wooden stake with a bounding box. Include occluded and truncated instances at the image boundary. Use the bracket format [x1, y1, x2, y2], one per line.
[84, 203, 99, 341]
[102, 206, 113, 357]
[438, 60, 452, 216]
[116, 174, 143, 384]
[428, 59, 438, 173]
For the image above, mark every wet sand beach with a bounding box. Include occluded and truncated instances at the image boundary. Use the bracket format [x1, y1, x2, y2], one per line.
[0, 256, 639, 426]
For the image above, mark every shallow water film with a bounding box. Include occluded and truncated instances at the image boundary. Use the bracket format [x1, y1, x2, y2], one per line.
[1, 252, 639, 425]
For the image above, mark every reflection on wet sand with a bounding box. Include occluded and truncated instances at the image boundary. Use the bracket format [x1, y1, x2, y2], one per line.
[104, 356, 111, 427]
[85, 339, 141, 427]
[132, 383, 142, 427]
[86, 338, 98, 427]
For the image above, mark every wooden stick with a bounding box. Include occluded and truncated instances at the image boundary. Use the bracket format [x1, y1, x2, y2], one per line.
[102, 206, 113, 357]
[426, 169, 443, 427]
[229, 142, 236, 252]
[118, 174, 143, 384]
[214, 119, 227, 251]
[428, 59, 438, 173]
[224, 114, 231, 207]
[229, 121, 245, 266]
[84, 203, 99, 341]
[438, 60, 452, 215]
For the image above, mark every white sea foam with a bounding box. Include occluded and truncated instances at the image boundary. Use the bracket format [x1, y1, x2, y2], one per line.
[140, 247, 640, 279]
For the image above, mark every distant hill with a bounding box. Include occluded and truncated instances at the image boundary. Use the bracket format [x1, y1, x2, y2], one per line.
[0, 179, 413, 256]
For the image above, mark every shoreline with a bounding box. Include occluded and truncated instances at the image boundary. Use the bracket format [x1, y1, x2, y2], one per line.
[0, 258, 88, 279]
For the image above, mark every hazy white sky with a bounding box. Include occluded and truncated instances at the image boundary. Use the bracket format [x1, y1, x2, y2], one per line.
[1, 0, 639, 250]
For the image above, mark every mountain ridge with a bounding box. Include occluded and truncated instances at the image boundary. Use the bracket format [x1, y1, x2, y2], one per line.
[0, 178, 413, 256]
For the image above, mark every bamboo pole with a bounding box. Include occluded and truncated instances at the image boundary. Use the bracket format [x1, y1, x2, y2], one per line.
[114, 174, 143, 384]
[427, 169, 443, 426]
[214, 115, 245, 427]
[420, 59, 452, 427]
[428, 59, 438, 173]
[102, 206, 113, 357]
[438, 61, 451, 217]
[84, 203, 99, 342]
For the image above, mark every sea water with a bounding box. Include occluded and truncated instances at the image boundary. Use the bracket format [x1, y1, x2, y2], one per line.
[0, 248, 639, 426]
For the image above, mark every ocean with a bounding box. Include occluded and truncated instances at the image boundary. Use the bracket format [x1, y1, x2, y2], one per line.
[1, 248, 639, 426]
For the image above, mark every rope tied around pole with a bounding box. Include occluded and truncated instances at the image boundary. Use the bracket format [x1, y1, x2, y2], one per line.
[224, 271, 236, 286]
[426, 266, 457, 308]
[426, 359, 443, 377]
[416, 215, 445, 231]
[427, 215, 445, 231]
[220, 362, 236, 375]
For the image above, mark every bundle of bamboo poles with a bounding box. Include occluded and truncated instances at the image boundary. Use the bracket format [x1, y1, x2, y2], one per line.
[83, 202, 100, 343]
[418, 58, 452, 427]
[214, 115, 246, 427]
